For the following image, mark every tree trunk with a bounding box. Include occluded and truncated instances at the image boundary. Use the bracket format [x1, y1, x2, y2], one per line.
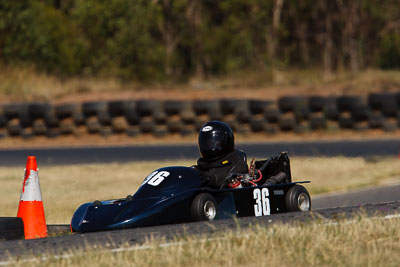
[158, 0, 179, 77]
[267, 0, 284, 65]
[337, 0, 360, 74]
[349, 1, 360, 74]
[186, 0, 204, 79]
[296, 22, 310, 65]
[323, 1, 334, 79]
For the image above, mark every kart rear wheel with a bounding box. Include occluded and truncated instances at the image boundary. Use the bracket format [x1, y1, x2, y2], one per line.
[190, 193, 217, 221]
[285, 185, 311, 212]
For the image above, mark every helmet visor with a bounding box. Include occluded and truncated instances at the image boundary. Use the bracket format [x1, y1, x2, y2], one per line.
[199, 131, 224, 159]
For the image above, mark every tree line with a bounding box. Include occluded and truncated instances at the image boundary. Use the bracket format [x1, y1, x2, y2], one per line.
[0, 0, 399, 81]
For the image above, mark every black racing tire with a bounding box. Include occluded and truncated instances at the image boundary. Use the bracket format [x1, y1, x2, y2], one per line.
[32, 119, 47, 136]
[85, 116, 101, 133]
[236, 123, 251, 135]
[309, 96, 328, 112]
[223, 99, 249, 114]
[0, 217, 24, 241]
[153, 124, 169, 137]
[249, 100, 272, 115]
[164, 100, 186, 116]
[0, 113, 7, 128]
[44, 113, 59, 128]
[98, 110, 112, 126]
[123, 101, 139, 125]
[219, 99, 243, 115]
[59, 118, 76, 134]
[72, 112, 85, 126]
[138, 116, 155, 133]
[285, 185, 311, 212]
[29, 102, 52, 119]
[29, 103, 59, 128]
[235, 109, 251, 123]
[190, 193, 217, 221]
[353, 121, 369, 131]
[111, 116, 128, 133]
[324, 103, 339, 121]
[136, 100, 162, 117]
[368, 111, 385, 129]
[6, 104, 31, 128]
[99, 127, 113, 137]
[3, 103, 29, 119]
[336, 96, 363, 112]
[309, 113, 327, 130]
[82, 101, 108, 117]
[278, 112, 297, 131]
[46, 128, 60, 138]
[180, 124, 196, 136]
[108, 100, 128, 117]
[338, 112, 354, 129]
[180, 105, 196, 123]
[396, 92, 400, 106]
[193, 100, 221, 116]
[249, 117, 266, 132]
[264, 105, 281, 123]
[265, 123, 279, 135]
[55, 103, 81, 119]
[127, 126, 140, 137]
[382, 119, 398, 132]
[152, 110, 167, 124]
[21, 128, 34, 139]
[7, 118, 22, 136]
[0, 129, 7, 139]
[166, 115, 184, 133]
[294, 122, 309, 134]
[278, 96, 309, 113]
[351, 105, 370, 122]
[368, 92, 398, 117]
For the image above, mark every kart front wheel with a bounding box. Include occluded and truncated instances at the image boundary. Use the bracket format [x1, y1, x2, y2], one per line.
[285, 185, 311, 212]
[190, 193, 217, 221]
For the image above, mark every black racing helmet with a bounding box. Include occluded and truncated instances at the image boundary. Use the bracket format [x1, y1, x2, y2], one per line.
[198, 121, 234, 160]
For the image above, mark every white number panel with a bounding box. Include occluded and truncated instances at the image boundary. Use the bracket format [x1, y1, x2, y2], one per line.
[142, 171, 170, 187]
[253, 188, 270, 216]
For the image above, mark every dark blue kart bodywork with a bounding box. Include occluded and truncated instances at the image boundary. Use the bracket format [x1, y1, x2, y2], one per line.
[71, 154, 310, 233]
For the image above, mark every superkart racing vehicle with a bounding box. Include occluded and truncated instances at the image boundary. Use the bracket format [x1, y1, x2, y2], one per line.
[71, 152, 311, 232]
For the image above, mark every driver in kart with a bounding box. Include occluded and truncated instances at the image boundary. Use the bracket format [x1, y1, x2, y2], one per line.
[194, 120, 248, 188]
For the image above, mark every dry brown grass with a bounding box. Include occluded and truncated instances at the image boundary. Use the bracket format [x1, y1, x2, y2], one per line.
[1, 64, 400, 104]
[0, 157, 399, 224]
[0, 64, 124, 103]
[291, 156, 400, 194]
[9, 216, 400, 267]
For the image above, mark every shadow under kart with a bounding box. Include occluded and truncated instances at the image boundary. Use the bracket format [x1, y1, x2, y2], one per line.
[71, 152, 311, 233]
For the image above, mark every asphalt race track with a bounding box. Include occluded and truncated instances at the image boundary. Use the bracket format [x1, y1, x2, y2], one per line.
[0, 138, 400, 166]
[0, 185, 399, 262]
[0, 139, 399, 262]
[313, 183, 400, 209]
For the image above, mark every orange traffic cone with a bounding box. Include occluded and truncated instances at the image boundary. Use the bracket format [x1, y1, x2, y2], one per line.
[17, 156, 47, 239]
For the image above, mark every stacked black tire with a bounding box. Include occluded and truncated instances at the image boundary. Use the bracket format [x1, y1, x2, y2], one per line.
[0, 92, 399, 139]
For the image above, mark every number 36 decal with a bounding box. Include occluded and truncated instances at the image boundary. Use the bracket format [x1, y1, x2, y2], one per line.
[142, 171, 170, 186]
[253, 188, 270, 216]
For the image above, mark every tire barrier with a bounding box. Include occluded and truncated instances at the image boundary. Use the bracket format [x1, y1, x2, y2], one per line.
[0, 92, 399, 139]
[0, 217, 24, 241]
